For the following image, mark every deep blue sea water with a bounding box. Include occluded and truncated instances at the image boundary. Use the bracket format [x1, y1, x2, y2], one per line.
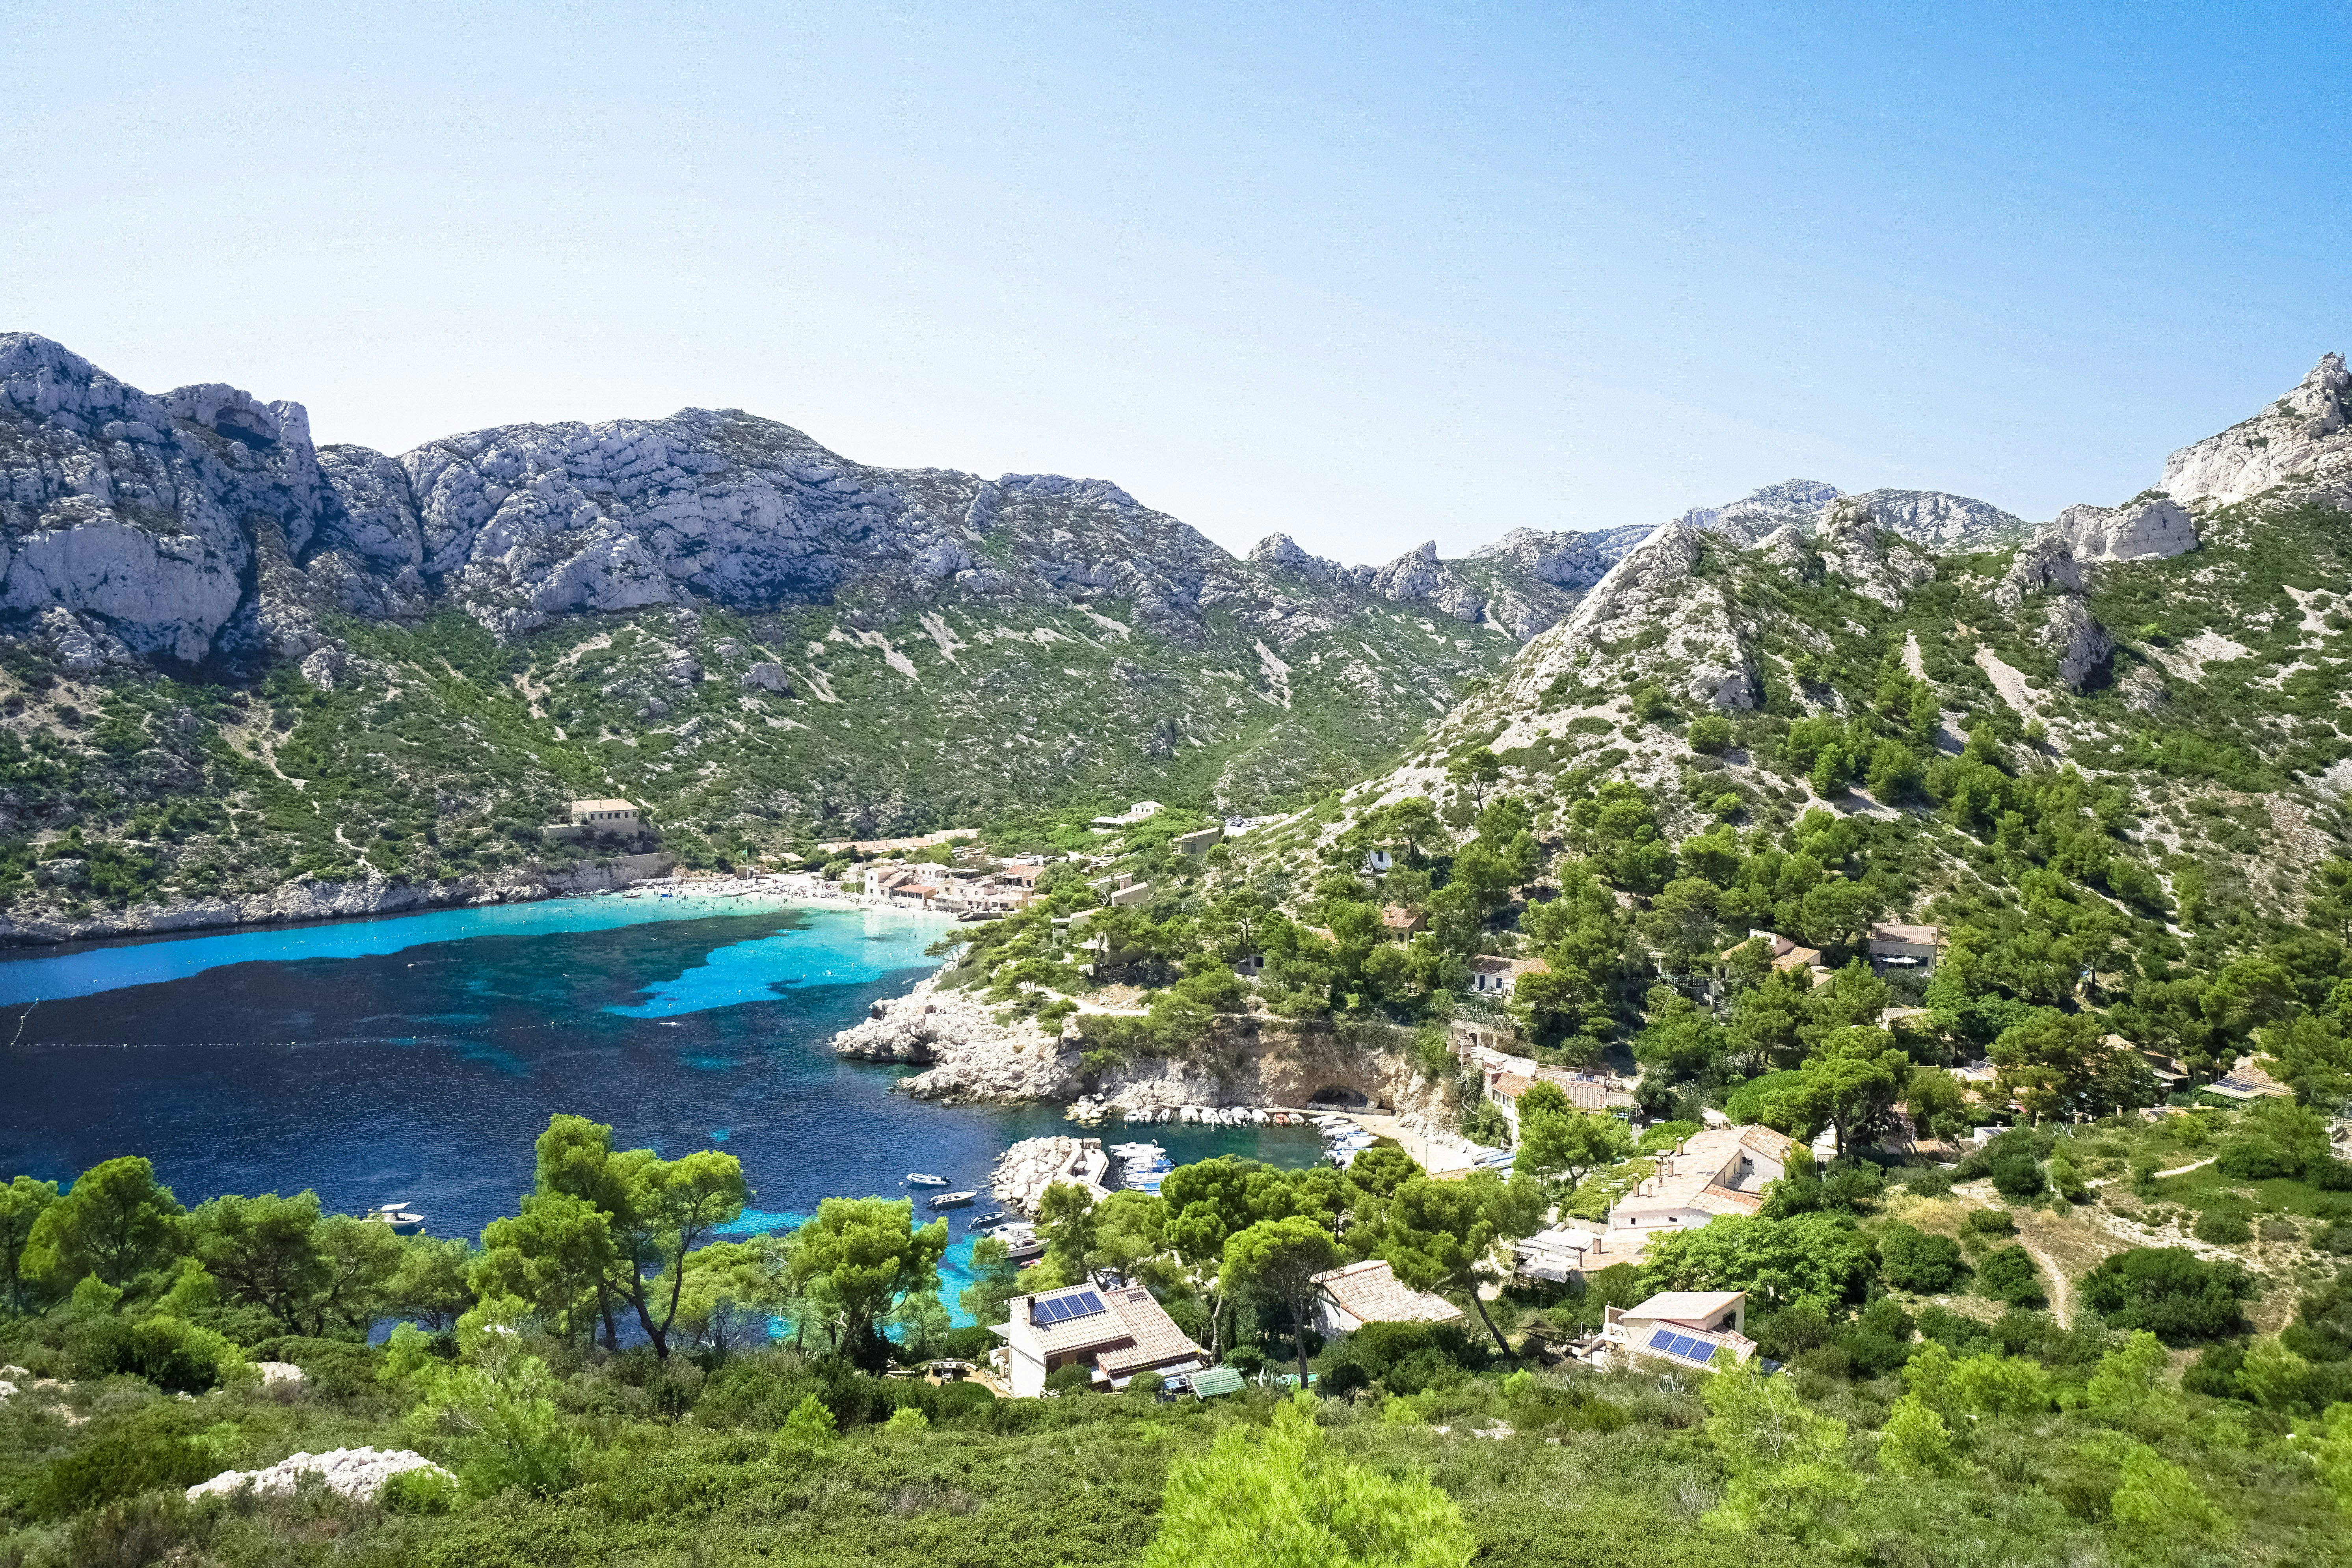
[0, 894, 1321, 1317]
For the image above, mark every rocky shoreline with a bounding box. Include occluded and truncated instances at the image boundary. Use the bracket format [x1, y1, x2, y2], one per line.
[831, 977, 1450, 1118]
[0, 854, 675, 949]
[829, 978, 1076, 1101]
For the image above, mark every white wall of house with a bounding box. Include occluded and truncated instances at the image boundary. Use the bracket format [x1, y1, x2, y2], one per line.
[1004, 1343, 1048, 1398]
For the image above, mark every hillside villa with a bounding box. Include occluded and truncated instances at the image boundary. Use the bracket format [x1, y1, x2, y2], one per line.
[1481, 1060, 1636, 1141]
[992, 1282, 1207, 1396]
[1606, 1124, 1803, 1233]
[1601, 1290, 1762, 1372]
[1466, 955, 1550, 995]
[1866, 920, 1943, 974]
[1721, 930, 1832, 986]
[569, 798, 642, 830]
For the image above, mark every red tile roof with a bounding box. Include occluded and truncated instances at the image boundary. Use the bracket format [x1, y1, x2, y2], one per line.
[1311, 1259, 1464, 1325]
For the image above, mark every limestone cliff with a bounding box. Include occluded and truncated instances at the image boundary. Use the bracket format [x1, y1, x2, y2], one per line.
[2163, 353, 2352, 510]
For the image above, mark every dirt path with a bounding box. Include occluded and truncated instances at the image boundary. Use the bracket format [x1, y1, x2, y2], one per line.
[2020, 1235, 2073, 1327]
[2086, 1153, 2216, 1189]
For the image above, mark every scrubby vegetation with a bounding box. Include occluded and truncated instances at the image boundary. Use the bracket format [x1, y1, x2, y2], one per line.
[13, 1098, 2352, 1563]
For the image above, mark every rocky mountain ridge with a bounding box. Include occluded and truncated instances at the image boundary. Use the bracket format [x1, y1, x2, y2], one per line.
[1672, 478, 2030, 554]
[1286, 353, 2352, 909]
[0, 333, 1604, 678]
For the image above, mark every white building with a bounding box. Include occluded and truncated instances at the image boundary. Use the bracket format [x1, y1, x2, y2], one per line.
[1466, 955, 1551, 995]
[992, 1282, 1207, 1396]
[1602, 1291, 1760, 1372]
[1605, 1125, 1802, 1233]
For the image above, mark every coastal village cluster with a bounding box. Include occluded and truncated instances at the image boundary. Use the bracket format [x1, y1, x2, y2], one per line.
[561, 788, 2328, 1407]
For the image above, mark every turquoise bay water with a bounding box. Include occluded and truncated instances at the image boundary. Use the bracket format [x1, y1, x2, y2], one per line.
[0, 894, 1321, 1322]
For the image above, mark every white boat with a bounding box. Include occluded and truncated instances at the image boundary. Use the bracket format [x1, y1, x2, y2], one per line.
[906, 1172, 949, 1187]
[929, 1190, 978, 1209]
[363, 1201, 425, 1235]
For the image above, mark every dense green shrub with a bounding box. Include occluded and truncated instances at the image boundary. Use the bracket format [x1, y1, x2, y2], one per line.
[31, 1427, 215, 1520]
[1976, 1247, 2045, 1308]
[2215, 1100, 2334, 1181]
[1318, 1319, 1487, 1396]
[2192, 1208, 2252, 1245]
[245, 1334, 382, 1399]
[1879, 1224, 1970, 1294]
[2078, 1248, 2256, 1343]
[1989, 1155, 2045, 1202]
[69, 1314, 248, 1395]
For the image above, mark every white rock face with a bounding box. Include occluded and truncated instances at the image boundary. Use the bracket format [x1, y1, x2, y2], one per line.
[1245, 533, 1582, 641]
[2049, 495, 2198, 562]
[6, 332, 1600, 669]
[1840, 488, 2027, 552]
[1989, 528, 2114, 691]
[2163, 353, 2352, 508]
[739, 661, 791, 693]
[1677, 478, 1842, 545]
[1488, 522, 1758, 714]
[1467, 527, 1608, 590]
[1814, 498, 1937, 608]
[833, 977, 1073, 1101]
[1994, 534, 2087, 612]
[1676, 478, 2023, 554]
[2038, 597, 2115, 689]
[188, 1447, 451, 1503]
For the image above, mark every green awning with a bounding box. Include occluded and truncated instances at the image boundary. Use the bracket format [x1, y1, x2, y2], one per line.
[1189, 1367, 1247, 1399]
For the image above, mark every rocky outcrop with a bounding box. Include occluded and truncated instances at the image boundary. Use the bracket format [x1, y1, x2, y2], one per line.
[832, 980, 1442, 1115]
[1468, 528, 1609, 590]
[2038, 597, 2114, 689]
[1841, 488, 2027, 552]
[2050, 494, 2198, 562]
[1247, 532, 1584, 642]
[1489, 522, 1758, 715]
[0, 856, 674, 949]
[1088, 1025, 1445, 1118]
[992, 1136, 1109, 1214]
[739, 660, 791, 693]
[188, 1448, 451, 1504]
[1990, 531, 2112, 691]
[1814, 498, 1937, 608]
[1675, 478, 2024, 554]
[1677, 478, 1842, 545]
[2163, 353, 2351, 509]
[1751, 523, 1811, 574]
[1994, 533, 2086, 612]
[834, 978, 1070, 1099]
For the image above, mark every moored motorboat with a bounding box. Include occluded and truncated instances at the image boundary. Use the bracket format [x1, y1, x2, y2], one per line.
[906, 1172, 949, 1187]
[929, 1190, 978, 1209]
[363, 1201, 426, 1235]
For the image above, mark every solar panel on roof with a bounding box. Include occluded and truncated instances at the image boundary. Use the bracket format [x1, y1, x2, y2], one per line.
[1647, 1327, 1677, 1352]
[1068, 1289, 1106, 1317]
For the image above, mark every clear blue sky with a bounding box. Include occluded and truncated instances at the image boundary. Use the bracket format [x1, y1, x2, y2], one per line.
[6, 2, 2346, 563]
